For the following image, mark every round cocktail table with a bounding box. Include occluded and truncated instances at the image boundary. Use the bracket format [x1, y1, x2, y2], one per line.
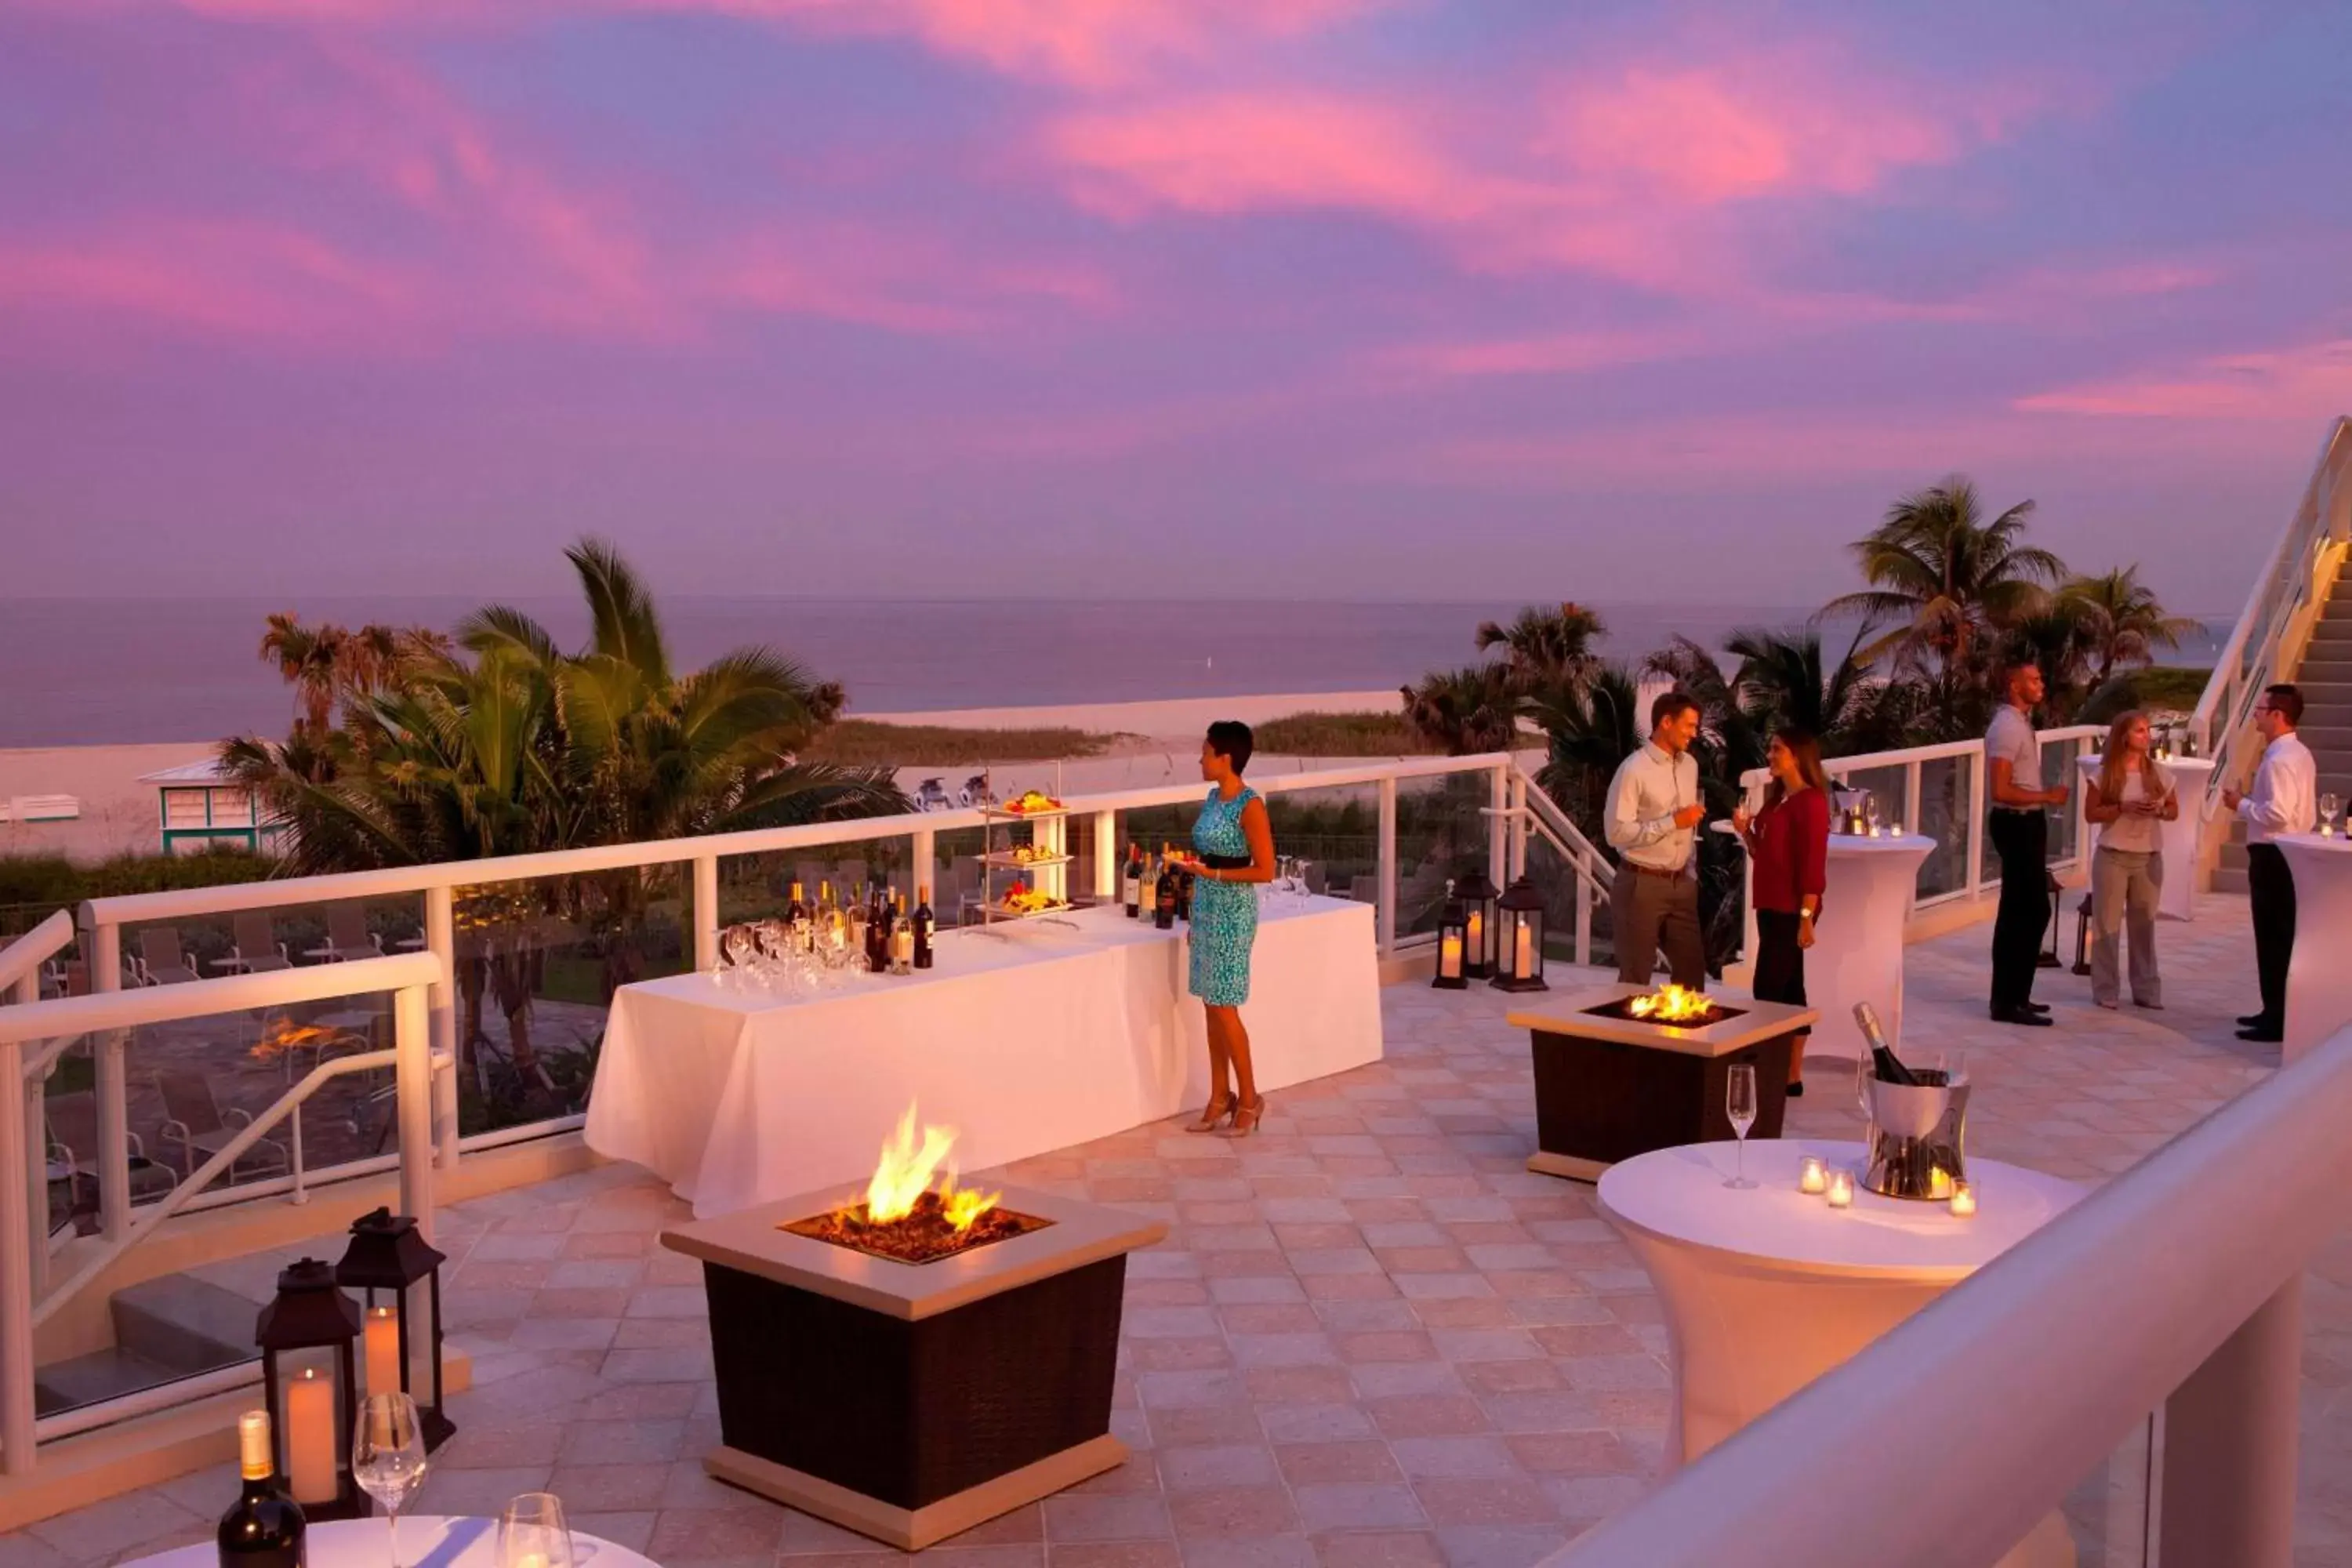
[1599, 1138, 2085, 1568]
[122, 1515, 660, 1568]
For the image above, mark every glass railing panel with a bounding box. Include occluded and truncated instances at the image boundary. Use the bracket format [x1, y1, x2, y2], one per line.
[1396, 773, 1494, 938]
[2061, 1411, 2155, 1567]
[1915, 755, 1969, 900]
[1830, 762, 1908, 835]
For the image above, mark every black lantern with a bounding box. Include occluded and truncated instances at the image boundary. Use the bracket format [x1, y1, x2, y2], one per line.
[1490, 876, 1548, 993]
[255, 1258, 364, 1520]
[2039, 870, 2064, 969]
[1432, 880, 1469, 990]
[335, 1207, 453, 1451]
[1453, 869, 1499, 980]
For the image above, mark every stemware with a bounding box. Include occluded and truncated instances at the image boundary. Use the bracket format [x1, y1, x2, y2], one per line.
[2322, 793, 2343, 835]
[352, 1392, 428, 1568]
[720, 924, 753, 974]
[498, 1493, 574, 1568]
[1724, 1063, 1759, 1189]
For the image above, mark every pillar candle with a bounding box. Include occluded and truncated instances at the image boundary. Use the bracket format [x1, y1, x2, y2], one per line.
[1439, 934, 1461, 978]
[1514, 923, 1532, 978]
[285, 1367, 337, 1504]
[363, 1305, 401, 1396]
[1465, 910, 1483, 960]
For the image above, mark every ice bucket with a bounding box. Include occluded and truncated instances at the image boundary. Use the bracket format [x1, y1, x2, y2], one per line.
[1861, 1073, 1969, 1200]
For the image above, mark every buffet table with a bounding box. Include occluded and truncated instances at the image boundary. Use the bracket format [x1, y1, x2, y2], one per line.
[2274, 833, 2352, 1062]
[1598, 1138, 2083, 1568]
[586, 897, 1382, 1217]
[2075, 753, 2212, 921]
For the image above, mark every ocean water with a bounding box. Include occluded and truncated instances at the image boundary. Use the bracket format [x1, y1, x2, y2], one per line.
[0, 596, 2230, 750]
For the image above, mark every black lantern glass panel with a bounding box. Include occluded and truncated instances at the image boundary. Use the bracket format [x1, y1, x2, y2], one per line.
[335, 1207, 453, 1451]
[1432, 881, 1468, 989]
[255, 1257, 364, 1519]
[1453, 869, 1498, 980]
[1490, 876, 1548, 993]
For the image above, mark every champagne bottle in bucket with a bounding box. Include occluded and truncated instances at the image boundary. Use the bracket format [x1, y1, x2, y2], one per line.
[1852, 1001, 1969, 1199]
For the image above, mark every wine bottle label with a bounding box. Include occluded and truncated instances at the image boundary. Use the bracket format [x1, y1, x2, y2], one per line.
[238, 1410, 273, 1481]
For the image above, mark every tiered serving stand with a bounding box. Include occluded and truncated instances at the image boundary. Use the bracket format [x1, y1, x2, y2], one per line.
[978, 798, 1078, 932]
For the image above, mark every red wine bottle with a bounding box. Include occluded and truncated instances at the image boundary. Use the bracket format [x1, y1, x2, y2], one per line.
[1122, 844, 1143, 918]
[217, 1410, 305, 1568]
[912, 884, 935, 970]
[1153, 858, 1178, 930]
[1853, 1002, 1920, 1086]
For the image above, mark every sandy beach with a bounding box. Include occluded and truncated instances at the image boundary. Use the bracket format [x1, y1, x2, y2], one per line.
[0, 691, 1414, 864]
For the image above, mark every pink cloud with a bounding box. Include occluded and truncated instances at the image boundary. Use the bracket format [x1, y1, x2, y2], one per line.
[1370, 325, 1704, 379]
[2017, 337, 2352, 420]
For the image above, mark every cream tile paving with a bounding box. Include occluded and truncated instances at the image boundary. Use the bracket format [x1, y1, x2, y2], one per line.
[19, 892, 2352, 1568]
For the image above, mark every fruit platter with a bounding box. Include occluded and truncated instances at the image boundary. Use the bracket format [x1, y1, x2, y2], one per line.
[973, 776, 1079, 933]
[993, 789, 1065, 817]
[982, 841, 1072, 869]
[996, 880, 1063, 917]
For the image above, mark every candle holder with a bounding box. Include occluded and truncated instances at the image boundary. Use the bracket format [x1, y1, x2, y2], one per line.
[1949, 1181, 1977, 1218]
[1797, 1155, 1827, 1194]
[255, 1258, 365, 1519]
[335, 1207, 454, 1451]
[1454, 870, 1498, 981]
[1824, 1170, 1854, 1209]
[1488, 876, 1548, 993]
[1432, 881, 1469, 990]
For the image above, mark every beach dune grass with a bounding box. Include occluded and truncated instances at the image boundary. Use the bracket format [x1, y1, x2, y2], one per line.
[804, 720, 1131, 767]
[1253, 710, 1440, 756]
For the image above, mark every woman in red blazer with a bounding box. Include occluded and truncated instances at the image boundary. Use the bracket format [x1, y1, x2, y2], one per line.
[1733, 728, 1831, 1095]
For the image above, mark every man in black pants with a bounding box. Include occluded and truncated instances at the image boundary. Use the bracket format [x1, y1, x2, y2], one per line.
[2222, 684, 2317, 1044]
[1985, 662, 2071, 1025]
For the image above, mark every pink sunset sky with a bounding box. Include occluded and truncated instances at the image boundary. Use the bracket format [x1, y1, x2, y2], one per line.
[2, 0, 2347, 606]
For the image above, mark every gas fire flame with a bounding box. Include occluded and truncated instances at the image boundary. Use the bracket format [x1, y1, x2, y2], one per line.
[860, 1104, 1000, 1232]
[1627, 985, 1717, 1024]
[249, 1016, 343, 1062]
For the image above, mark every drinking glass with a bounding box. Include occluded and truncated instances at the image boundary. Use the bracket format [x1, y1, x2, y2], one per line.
[2322, 793, 2343, 833]
[721, 925, 752, 972]
[1724, 1063, 1759, 1189]
[352, 1392, 428, 1568]
[498, 1492, 574, 1568]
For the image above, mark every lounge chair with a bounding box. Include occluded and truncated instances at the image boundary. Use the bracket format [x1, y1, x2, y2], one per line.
[137, 928, 201, 985]
[309, 906, 383, 964]
[152, 1069, 289, 1181]
[213, 912, 293, 975]
[46, 1090, 176, 1215]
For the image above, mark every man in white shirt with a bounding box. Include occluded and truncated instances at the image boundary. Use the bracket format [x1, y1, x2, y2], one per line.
[1984, 662, 2071, 1026]
[1605, 691, 1708, 989]
[2222, 683, 2318, 1044]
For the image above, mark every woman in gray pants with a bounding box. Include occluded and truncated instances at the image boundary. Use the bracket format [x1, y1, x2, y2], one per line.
[2082, 710, 2176, 1009]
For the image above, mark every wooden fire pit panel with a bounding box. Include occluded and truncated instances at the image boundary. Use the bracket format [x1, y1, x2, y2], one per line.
[1510, 984, 1818, 1182]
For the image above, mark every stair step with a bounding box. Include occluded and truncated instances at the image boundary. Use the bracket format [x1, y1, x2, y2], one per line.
[33, 1347, 197, 1418]
[2220, 840, 2249, 869]
[2213, 867, 2249, 895]
[111, 1273, 268, 1375]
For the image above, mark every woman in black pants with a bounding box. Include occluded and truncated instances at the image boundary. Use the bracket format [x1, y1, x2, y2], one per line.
[1734, 730, 1831, 1094]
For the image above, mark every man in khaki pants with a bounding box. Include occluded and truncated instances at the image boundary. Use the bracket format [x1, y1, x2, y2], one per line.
[1604, 691, 1708, 989]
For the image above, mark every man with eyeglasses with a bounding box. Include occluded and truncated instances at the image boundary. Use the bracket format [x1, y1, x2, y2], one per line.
[2222, 684, 2317, 1044]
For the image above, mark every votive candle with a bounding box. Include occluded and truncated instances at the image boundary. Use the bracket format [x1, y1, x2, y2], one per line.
[1825, 1170, 1854, 1209]
[1797, 1155, 1827, 1194]
[285, 1367, 337, 1504]
[1949, 1181, 1977, 1218]
[363, 1304, 401, 1396]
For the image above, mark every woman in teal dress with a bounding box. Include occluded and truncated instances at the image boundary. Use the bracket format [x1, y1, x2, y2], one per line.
[1188, 720, 1277, 1138]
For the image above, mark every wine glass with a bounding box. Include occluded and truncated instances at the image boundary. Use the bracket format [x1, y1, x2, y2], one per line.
[2322, 793, 2342, 834]
[499, 1492, 574, 1568]
[1724, 1063, 1759, 1189]
[352, 1392, 428, 1568]
[721, 924, 752, 973]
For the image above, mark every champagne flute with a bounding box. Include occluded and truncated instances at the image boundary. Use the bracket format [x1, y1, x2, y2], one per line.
[499, 1492, 574, 1568]
[352, 1392, 427, 1568]
[1724, 1063, 1759, 1189]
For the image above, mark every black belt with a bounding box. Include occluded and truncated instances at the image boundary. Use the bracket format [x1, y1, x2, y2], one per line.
[1990, 807, 2045, 817]
[1198, 852, 1250, 869]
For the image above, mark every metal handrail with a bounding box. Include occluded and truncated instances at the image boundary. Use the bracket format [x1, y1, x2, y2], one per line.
[1546, 1019, 2352, 1567]
[0, 953, 439, 1044]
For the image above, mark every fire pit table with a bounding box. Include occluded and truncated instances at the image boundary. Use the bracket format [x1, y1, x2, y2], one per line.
[662, 1172, 1166, 1551]
[1509, 982, 1817, 1181]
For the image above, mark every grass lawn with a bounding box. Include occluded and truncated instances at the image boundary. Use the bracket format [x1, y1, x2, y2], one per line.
[805, 720, 1131, 766]
[1254, 710, 1441, 756]
[2129, 666, 2213, 713]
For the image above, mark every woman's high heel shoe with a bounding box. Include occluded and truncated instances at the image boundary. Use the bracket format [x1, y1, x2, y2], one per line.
[1186, 1097, 1234, 1134]
[1216, 1097, 1265, 1138]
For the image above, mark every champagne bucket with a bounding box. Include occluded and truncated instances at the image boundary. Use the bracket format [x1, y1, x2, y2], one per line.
[1861, 1075, 1969, 1200]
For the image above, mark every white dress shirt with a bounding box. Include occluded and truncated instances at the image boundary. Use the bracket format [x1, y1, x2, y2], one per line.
[2239, 731, 2318, 844]
[1605, 741, 1701, 873]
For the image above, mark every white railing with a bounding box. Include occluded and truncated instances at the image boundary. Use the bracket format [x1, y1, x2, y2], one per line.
[0, 953, 441, 1476]
[2190, 417, 2352, 824]
[0, 912, 75, 1006]
[1546, 1018, 2352, 1568]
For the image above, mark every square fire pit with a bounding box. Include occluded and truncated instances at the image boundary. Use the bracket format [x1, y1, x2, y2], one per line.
[1509, 982, 1818, 1181]
[662, 1181, 1167, 1551]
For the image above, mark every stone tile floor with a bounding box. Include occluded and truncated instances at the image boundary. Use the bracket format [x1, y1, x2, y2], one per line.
[10, 893, 2349, 1568]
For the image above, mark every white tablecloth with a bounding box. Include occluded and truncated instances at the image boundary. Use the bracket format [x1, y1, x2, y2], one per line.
[2075, 754, 2212, 921]
[2277, 833, 2352, 1062]
[586, 897, 1383, 1217]
[127, 1517, 656, 1568]
[1599, 1139, 2083, 1568]
[1726, 828, 1932, 1062]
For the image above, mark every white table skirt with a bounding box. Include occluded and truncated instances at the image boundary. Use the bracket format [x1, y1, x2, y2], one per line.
[2075, 754, 2211, 922]
[586, 896, 1384, 1217]
[2277, 833, 2352, 1062]
[1726, 828, 1931, 1062]
[126, 1516, 657, 1568]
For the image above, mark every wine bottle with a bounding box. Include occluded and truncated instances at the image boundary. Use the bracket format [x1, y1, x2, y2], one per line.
[1852, 1002, 1920, 1087]
[890, 893, 914, 975]
[786, 880, 807, 936]
[913, 884, 935, 968]
[1122, 844, 1142, 918]
[217, 1410, 305, 1568]
[866, 886, 889, 973]
[1153, 857, 1178, 930]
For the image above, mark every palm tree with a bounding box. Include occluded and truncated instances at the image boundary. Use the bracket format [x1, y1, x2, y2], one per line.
[2056, 567, 2199, 684]
[1724, 624, 1875, 750]
[1822, 480, 2065, 673]
[1475, 603, 1606, 693]
[1526, 662, 1643, 844]
[258, 614, 452, 732]
[1399, 665, 1520, 754]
